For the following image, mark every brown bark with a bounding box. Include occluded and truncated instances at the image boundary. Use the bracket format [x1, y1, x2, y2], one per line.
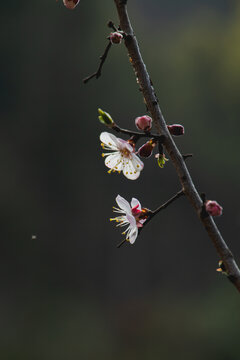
[114, 0, 240, 292]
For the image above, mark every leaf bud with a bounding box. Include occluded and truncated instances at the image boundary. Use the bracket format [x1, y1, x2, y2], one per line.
[63, 0, 80, 10]
[205, 200, 223, 217]
[109, 32, 123, 44]
[155, 153, 168, 168]
[167, 124, 185, 136]
[98, 108, 114, 127]
[135, 115, 152, 131]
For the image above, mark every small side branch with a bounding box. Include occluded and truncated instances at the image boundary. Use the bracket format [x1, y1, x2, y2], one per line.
[117, 190, 184, 248]
[140, 189, 185, 232]
[112, 124, 165, 143]
[182, 153, 193, 161]
[83, 41, 112, 84]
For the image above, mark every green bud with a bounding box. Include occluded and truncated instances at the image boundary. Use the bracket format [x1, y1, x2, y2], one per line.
[98, 108, 114, 126]
[155, 153, 168, 168]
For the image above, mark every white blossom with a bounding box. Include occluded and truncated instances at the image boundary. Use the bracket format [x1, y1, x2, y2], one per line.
[110, 195, 146, 244]
[100, 132, 144, 180]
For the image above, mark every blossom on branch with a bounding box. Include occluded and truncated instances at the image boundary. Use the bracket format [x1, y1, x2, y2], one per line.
[135, 115, 152, 131]
[110, 195, 148, 244]
[100, 132, 144, 180]
[205, 200, 223, 217]
[138, 139, 157, 158]
[109, 32, 123, 44]
[167, 124, 185, 136]
[63, 0, 80, 10]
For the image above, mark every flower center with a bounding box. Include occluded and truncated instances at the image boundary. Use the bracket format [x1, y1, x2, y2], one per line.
[120, 148, 132, 158]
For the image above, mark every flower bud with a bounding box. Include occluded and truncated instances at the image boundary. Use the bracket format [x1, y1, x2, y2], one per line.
[98, 108, 114, 127]
[138, 140, 156, 158]
[109, 32, 123, 44]
[205, 200, 223, 217]
[155, 153, 168, 168]
[167, 124, 185, 136]
[63, 0, 80, 9]
[135, 115, 152, 131]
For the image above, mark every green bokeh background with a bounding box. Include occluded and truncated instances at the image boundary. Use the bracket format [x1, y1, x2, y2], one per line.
[0, 1, 240, 359]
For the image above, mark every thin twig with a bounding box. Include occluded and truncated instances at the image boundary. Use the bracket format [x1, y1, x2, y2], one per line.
[114, 0, 240, 292]
[83, 41, 112, 84]
[112, 125, 165, 143]
[149, 190, 184, 220]
[139, 190, 184, 234]
[182, 153, 193, 161]
[117, 190, 184, 248]
[108, 20, 118, 32]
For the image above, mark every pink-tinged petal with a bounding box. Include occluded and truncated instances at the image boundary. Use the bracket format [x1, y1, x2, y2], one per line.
[116, 195, 131, 214]
[131, 198, 142, 211]
[126, 213, 137, 227]
[100, 132, 119, 150]
[131, 153, 144, 171]
[104, 153, 123, 170]
[123, 159, 141, 180]
[128, 226, 138, 244]
[137, 218, 146, 228]
[117, 138, 133, 152]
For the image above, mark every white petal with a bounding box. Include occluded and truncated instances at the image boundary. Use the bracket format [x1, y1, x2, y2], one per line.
[128, 226, 138, 244]
[116, 195, 131, 214]
[131, 198, 142, 211]
[104, 153, 123, 170]
[131, 153, 144, 171]
[100, 132, 119, 150]
[123, 158, 141, 180]
[126, 213, 137, 227]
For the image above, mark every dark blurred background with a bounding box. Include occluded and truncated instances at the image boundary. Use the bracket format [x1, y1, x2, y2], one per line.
[0, 0, 240, 359]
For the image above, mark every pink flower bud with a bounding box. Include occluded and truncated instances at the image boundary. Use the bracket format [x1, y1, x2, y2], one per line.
[138, 140, 156, 158]
[63, 0, 80, 10]
[205, 200, 223, 217]
[167, 124, 185, 136]
[135, 115, 152, 131]
[109, 32, 123, 44]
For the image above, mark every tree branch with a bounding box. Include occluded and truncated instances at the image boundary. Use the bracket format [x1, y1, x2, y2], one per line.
[83, 41, 112, 84]
[114, 0, 240, 292]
